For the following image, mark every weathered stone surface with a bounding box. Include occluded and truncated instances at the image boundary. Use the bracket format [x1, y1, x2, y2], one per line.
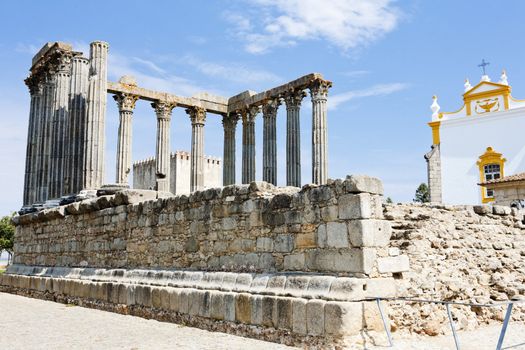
[292, 298, 307, 335]
[114, 189, 157, 205]
[347, 219, 392, 247]
[325, 301, 362, 336]
[344, 175, 383, 195]
[325, 222, 349, 248]
[377, 255, 410, 274]
[306, 300, 326, 336]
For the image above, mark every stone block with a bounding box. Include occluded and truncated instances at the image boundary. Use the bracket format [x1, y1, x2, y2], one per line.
[256, 237, 274, 252]
[326, 222, 349, 248]
[262, 296, 276, 327]
[292, 298, 308, 335]
[178, 288, 191, 314]
[266, 275, 287, 295]
[348, 220, 392, 247]
[151, 287, 162, 309]
[338, 193, 382, 220]
[284, 276, 310, 296]
[325, 301, 362, 336]
[235, 293, 252, 324]
[188, 290, 203, 316]
[344, 175, 384, 195]
[493, 205, 511, 215]
[251, 295, 263, 325]
[328, 277, 366, 301]
[250, 275, 269, 292]
[284, 253, 305, 271]
[306, 300, 326, 336]
[317, 224, 327, 248]
[234, 273, 253, 292]
[258, 253, 275, 270]
[200, 291, 211, 318]
[274, 297, 293, 330]
[305, 276, 335, 299]
[275, 234, 294, 252]
[295, 232, 316, 248]
[223, 292, 236, 321]
[108, 283, 120, 304]
[118, 283, 128, 304]
[473, 205, 491, 215]
[126, 284, 136, 305]
[364, 278, 396, 298]
[168, 288, 180, 312]
[377, 255, 410, 274]
[114, 189, 157, 205]
[135, 285, 152, 307]
[210, 291, 224, 320]
[306, 248, 376, 274]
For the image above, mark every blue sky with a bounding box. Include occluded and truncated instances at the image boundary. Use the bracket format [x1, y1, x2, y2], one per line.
[1, 0, 525, 214]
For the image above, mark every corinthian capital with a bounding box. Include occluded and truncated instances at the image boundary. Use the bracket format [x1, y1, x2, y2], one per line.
[222, 113, 239, 129]
[24, 74, 44, 96]
[309, 79, 332, 101]
[152, 101, 176, 120]
[113, 93, 139, 112]
[284, 89, 307, 109]
[262, 97, 282, 117]
[186, 106, 207, 125]
[55, 52, 72, 74]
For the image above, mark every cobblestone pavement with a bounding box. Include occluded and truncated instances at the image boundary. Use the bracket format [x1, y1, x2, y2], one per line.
[2, 292, 525, 350]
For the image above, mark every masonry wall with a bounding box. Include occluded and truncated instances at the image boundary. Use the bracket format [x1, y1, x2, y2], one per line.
[385, 203, 525, 335]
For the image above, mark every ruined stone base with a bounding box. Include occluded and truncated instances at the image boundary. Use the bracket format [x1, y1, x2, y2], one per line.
[0, 266, 392, 348]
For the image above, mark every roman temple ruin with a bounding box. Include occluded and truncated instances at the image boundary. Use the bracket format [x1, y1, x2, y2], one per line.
[21, 41, 331, 210]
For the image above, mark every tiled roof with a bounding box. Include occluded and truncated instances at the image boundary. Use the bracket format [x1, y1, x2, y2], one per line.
[480, 172, 525, 185]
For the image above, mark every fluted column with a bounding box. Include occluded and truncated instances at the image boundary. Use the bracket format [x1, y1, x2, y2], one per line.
[285, 90, 306, 187]
[222, 113, 238, 186]
[114, 93, 139, 186]
[242, 106, 259, 184]
[84, 41, 109, 190]
[22, 77, 44, 206]
[152, 101, 175, 192]
[262, 98, 280, 185]
[38, 71, 57, 202]
[309, 79, 332, 185]
[49, 53, 72, 199]
[187, 106, 206, 192]
[65, 56, 89, 195]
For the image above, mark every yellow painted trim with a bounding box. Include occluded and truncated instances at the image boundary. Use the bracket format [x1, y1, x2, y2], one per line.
[428, 121, 441, 144]
[466, 102, 472, 116]
[477, 147, 506, 203]
[510, 95, 525, 102]
[463, 81, 510, 97]
[504, 94, 509, 110]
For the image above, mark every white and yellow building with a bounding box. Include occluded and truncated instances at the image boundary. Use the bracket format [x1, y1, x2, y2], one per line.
[426, 71, 525, 204]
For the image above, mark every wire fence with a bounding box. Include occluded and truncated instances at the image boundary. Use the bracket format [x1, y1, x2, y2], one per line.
[368, 297, 525, 350]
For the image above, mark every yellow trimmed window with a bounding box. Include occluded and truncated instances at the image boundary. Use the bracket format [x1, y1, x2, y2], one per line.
[477, 147, 506, 203]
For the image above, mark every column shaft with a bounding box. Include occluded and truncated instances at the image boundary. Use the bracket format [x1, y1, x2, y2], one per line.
[49, 54, 71, 199]
[262, 99, 280, 185]
[285, 91, 305, 187]
[310, 80, 332, 185]
[38, 72, 57, 202]
[22, 79, 43, 206]
[114, 93, 138, 185]
[84, 41, 109, 190]
[222, 114, 238, 186]
[66, 56, 89, 195]
[187, 107, 206, 192]
[242, 107, 258, 184]
[153, 101, 175, 192]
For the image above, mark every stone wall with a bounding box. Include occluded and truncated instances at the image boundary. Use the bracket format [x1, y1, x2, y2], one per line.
[384, 203, 525, 335]
[1, 176, 403, 347]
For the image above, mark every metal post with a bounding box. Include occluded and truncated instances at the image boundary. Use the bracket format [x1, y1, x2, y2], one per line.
[446, 303, 461, 350]
[376, 298, 393, 347]
[496, 303, 513, 350]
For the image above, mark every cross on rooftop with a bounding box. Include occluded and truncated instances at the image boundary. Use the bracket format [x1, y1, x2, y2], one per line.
[478, 59, 490, 75]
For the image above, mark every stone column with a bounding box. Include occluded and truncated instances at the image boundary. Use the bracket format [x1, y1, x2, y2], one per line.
[49, 53, 72, 199]
[186, 106, 206, 192]
[309, 79, 332, 185]
[38, 71, 57, 202]
[425, 145, 442, 203]
[22, 77, 44, 206]
[114, 93, 139, 186]
[242, 106, 259, 184]
[262, 98, 280, 185]
[152, 101, 175, 192]
[222, 113, 238, 186]
[285, 90, 306, 187]
[65, 56, 89, 195]
[84, 41, 109, 190]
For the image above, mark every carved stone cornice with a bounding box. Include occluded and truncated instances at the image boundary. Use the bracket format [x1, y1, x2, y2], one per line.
[284, 89, 306, 109]
[241, 105, 260, 125]
[55, 52, 73, 75]
[309, 79, 332, 101]
[186, 106, 207, 125]
[152, 101, 176, 120]
[24, 75, 44, 96]
[262, 97, 281, 117]
[113, 93, 139, 112]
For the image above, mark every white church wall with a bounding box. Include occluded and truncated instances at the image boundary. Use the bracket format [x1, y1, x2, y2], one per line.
[440, 108, 525, 204]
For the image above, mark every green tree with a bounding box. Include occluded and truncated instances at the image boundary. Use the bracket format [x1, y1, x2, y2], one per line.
[385, 197, 393, 204]
[0, 213, 15, 263]
[414, 183, 430, 203]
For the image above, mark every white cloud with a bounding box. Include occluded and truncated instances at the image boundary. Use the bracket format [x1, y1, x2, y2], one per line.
[181, 55, 281, 84]
[329, 82, 409, 109]
[225, 0, 401, 54]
